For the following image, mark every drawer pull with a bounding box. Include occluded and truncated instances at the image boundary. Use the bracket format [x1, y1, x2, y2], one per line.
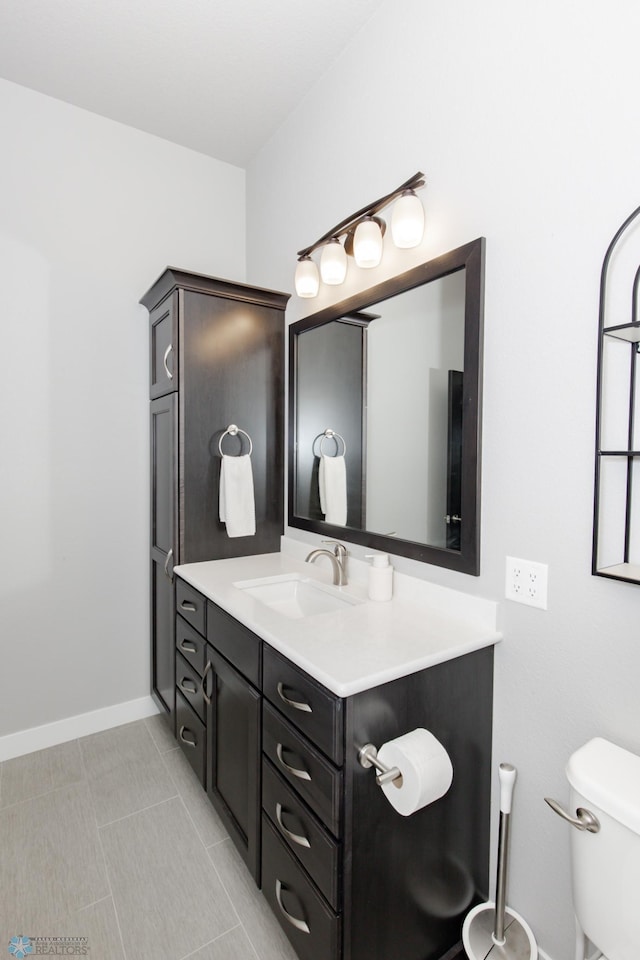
[276, 802, 311, 849]
[179, 725, 197, 748]
[275, 879, 310, 934]
[277, 682, 313, 714]
[202, 661, 213, 706]
[276, 743, 311, 781]
[179, 678, 198, 695]
[181, 601, 197, 612]
[180, 639, 197, 653]
[163, 549, 174, 582]
[163, 343, 174, 380]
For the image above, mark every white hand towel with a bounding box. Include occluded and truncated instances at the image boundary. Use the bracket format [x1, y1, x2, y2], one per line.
[318, 454, 347, 526]
[219, 454, 256, 538]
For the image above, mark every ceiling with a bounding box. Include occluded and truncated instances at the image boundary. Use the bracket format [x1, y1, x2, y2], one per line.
[0, 0, 385, 167]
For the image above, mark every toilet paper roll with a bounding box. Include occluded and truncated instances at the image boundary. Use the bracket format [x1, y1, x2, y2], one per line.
[377, 728, 453, 817]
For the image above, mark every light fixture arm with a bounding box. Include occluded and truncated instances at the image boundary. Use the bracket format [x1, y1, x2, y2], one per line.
[296, 171, 425, 260]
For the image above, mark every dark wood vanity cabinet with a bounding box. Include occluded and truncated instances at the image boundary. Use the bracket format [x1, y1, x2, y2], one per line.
[261, 645, 494, 960]
[172, 574, 494, 960]
[141, 269, 290, 725]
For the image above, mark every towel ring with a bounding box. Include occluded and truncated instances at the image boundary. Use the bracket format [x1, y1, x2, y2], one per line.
[319, 428, 347, 457]
[218, 424, 253, 457]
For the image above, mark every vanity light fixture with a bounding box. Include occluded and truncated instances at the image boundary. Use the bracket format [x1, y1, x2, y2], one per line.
[320, 237, 348, 284]
[294, 171, 426, 298]
[294, 255, 320, 299]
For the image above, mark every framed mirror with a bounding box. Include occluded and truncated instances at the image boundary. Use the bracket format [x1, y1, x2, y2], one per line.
[288, 237, 485, 575]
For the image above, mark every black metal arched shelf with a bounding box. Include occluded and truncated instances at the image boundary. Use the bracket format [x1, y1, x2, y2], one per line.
[593, 203, 640, 583]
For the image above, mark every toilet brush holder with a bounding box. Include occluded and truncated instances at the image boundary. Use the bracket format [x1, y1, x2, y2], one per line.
[462, 763, 538, 960]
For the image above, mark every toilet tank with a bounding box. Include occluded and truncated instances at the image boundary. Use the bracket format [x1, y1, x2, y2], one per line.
[567, 737, 640, 960]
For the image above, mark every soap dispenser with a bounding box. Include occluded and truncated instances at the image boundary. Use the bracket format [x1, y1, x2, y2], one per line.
[365, 553, 393, 601]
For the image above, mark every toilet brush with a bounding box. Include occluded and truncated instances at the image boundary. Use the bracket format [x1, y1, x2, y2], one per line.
[462, 763, 538, 960]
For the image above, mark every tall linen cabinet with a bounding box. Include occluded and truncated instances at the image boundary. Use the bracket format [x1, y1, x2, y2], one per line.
[140, 268, 290, 723]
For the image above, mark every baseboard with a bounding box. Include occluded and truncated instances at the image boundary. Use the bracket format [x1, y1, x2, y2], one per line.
[0, 696, 161, 762]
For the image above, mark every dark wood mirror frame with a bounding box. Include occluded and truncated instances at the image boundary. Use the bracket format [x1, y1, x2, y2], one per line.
[288, 237, 485, 575]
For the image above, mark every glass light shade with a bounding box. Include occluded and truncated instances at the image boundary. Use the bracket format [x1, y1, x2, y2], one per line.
[320, 239, 347, 285]
[353, 217, 383, 268]
[294, 257, 319, 298]
[391, 190, 425, 248]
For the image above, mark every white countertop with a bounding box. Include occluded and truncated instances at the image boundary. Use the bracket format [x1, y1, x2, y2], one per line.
[174, 544, 501, 698]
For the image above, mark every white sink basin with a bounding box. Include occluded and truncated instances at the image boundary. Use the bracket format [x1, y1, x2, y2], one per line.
[233, 574, 362, 620]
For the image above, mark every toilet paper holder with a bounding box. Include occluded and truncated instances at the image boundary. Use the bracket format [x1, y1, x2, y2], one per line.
[358, 743, 403, 786]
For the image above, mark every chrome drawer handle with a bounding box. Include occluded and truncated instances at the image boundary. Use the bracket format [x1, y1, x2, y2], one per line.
[544, 798, 600, 833]
[277, 682, 312, 714]
[163, 343, 173, 380]
[181, 601, 197, 612]
[179, 725, 197, 748]
[179, 678, 198, 695]
[202, 661, 213, 706]
[276, 803, 311, 849]
[275, 879, 310, 934]
[180, 639, 197, 653]
[276, 743, 311, 781]
[164, 549, 174, 582]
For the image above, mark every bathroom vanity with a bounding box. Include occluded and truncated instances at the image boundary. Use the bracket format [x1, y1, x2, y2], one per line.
[171, 549, 499, 960]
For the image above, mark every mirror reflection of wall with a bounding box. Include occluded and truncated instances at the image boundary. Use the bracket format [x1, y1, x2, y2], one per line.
[365, 271, 465, 544]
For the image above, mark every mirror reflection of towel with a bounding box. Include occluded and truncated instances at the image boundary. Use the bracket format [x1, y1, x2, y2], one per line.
[219, 454, 256, 537]
[319, 454, 347, 526]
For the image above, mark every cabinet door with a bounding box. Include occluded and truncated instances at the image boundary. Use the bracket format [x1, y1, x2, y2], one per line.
[206, 646, 262, 882]
[151, 393, 178, 559]
[151, 554, 175, 717]
[150, 393, 178, 718]
[149, 293, 178, 398]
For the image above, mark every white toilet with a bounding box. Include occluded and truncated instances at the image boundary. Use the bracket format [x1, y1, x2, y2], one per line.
[565, 737, 640, 960]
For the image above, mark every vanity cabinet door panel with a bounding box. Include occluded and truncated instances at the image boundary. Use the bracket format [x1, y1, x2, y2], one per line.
[207, 600, 261, 687]
[175, 615, 207, 676]
[149, 293, 178, 399]
[176, 691, 205, 785]
[263, 646, 343, 764]
[263, 703, 342, 838]
[261, 815, 340, 960]
[206, 646, 261, 882]
[176, 580, 206, 635]
[262, 758, 341, 910]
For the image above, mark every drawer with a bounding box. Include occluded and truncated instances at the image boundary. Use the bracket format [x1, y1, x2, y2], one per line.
[175, 650, 205, 723]
[207, 600, 261, 688]
[176, 579, 206, 636]
[262, 814, 340, 960]
[263, 757, 340, 910]
[175, 691, 206, 786]
[176, 615, 207, 676]
[263, 702, 342, 837]
[263, 646, 343, 764]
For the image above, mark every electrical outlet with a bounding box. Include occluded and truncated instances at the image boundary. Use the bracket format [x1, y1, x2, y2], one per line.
[505, 556, 548, 609]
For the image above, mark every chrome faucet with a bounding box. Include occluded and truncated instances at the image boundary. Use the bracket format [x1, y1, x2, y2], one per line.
[305, 540, 348, 586]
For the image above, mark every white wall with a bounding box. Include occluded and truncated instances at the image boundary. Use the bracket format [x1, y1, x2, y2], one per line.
[246, 2, 640, 958]
[0, 78, 245, 742]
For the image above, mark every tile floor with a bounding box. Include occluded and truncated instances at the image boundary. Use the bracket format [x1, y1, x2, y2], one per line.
[0, 717, 300, 960]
